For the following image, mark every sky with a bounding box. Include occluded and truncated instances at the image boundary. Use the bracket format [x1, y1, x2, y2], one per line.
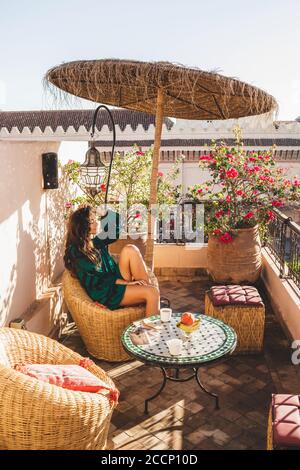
[0, 0, 300, 120]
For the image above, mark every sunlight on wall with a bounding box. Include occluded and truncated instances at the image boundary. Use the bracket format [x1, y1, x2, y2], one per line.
[21, 200, 32, 232]
[0, 210, 18, 325]
[0, 140, 63, 328]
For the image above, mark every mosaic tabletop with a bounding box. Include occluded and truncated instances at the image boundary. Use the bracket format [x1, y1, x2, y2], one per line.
[122, 313, 237, 367]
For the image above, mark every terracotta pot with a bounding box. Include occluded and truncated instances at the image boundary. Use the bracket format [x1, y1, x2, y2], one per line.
[109, 232, 147, 258]
[207, 225, 262, 284]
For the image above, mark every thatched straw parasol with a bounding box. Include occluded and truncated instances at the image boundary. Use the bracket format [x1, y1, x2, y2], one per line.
[45, 59, 277, 268]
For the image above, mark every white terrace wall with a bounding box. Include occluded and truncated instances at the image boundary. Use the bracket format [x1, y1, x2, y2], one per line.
[0, 140, 71, 331]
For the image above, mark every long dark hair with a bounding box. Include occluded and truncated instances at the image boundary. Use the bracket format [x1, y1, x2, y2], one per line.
[64, 205, 100, 276]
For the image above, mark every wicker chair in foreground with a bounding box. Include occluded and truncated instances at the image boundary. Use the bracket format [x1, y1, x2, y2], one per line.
[62, 268, 159, 362]
[0, 327, 117, 450]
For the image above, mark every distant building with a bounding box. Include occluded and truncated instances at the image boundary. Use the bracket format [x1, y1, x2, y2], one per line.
[1, 108, 300, 192]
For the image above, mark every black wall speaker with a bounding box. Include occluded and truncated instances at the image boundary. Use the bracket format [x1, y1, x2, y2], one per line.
[42, 152, 58, 189]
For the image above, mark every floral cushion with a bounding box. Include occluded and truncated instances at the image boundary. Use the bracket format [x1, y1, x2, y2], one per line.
[14, 358, 119, 402]
[210, 285, 264, 306]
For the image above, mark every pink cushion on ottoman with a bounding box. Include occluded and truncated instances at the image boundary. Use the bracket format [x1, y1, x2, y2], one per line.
[210, 285, 263, 306]
[272, 394, 300, 448]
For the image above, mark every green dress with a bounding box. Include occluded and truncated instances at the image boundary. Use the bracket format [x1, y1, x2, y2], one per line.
[67, 210, 126, 310]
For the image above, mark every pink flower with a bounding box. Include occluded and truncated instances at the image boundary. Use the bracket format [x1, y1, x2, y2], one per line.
[259, 176, 268, 182]
[267, 210, 275, 221]
[213, 229, 222, 236]
[244, 212, 254, 220]
[236, 190, 244, 196]
[219, 232, 234, 244]
[271, 200, 284, 207]
[136, 151, 145, 155]
[158, 171, 164, 177]
[226, 195, 231, 202]
[65, 201, 72, 208]
[248, 157, 257, 162]
[253, 166, 262, 172]
[294, 180, 300, 187]
[67, 159, 75, 164]
[135, 212, 141, 219]
[215, 210, 224, 219]
[199, 155, 215, 163]
[100, 183, 106, 192]
[249, 166, 262, 173]
[197, 188, 203, 194]
[225, 168, 239, 179]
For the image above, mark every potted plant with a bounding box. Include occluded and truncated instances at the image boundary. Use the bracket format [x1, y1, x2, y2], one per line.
[187, 128, 300, 283]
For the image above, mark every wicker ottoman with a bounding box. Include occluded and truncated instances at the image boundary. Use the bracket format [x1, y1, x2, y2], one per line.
[204, 285, 265, 354]
[267, 394, 300, 449]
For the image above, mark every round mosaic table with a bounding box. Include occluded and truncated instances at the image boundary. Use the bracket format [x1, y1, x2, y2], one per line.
[122, 313, 237, 414]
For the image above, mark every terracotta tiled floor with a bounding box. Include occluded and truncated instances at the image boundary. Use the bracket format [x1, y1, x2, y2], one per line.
[58, 279, 300, 450]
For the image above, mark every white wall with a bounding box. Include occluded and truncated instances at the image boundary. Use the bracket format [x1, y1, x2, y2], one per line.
[0, 140, 71, 327]
[262, 250, 300, 341]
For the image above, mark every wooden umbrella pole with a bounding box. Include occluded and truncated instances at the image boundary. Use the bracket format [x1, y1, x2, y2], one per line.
[145, 88, 165, 269]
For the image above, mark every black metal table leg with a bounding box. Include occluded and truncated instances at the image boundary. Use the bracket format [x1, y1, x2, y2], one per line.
[144, 367, 167, 414]
[195, 368, 220, 409]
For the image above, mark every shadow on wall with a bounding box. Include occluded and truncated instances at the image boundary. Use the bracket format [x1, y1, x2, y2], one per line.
[46, 170, 74, 283]
[0, 208, 37, 326]
[0, 141, 75, 327]
[0, 141, 74, 327]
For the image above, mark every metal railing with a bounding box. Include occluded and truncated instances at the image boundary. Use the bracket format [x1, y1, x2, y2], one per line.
[265, 208, 300, 289]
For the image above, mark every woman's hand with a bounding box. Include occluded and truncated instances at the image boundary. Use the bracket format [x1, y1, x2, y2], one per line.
[127, 280, 149, 286]
[116, 279, 150, 286]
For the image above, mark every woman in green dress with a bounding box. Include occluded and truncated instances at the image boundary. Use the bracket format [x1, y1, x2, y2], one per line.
[64, 205, 160, 315]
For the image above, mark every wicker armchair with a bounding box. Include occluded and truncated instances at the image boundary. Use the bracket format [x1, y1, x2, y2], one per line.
[0, 327, 117, 450]
[62, 268, 159, 362]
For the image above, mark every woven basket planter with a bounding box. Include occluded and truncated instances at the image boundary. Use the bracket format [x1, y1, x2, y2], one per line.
[207, 225, 262, 284]
[205, 291, 265, 354]
[62, 268, 158, 362]
[0, 327, 116, 450]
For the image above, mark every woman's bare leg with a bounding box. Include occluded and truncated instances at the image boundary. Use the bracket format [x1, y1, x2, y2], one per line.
[118, 244, 150, 283]
[120, 284, 160, 316]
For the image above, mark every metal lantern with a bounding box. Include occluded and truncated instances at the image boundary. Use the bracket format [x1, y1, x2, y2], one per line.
[80, 143, 106, 197]
[79, 105, 116, 202]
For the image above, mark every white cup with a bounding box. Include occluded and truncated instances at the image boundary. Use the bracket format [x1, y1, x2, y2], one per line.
[160, 307, 172, 322]
[167, 338, 183, 356]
